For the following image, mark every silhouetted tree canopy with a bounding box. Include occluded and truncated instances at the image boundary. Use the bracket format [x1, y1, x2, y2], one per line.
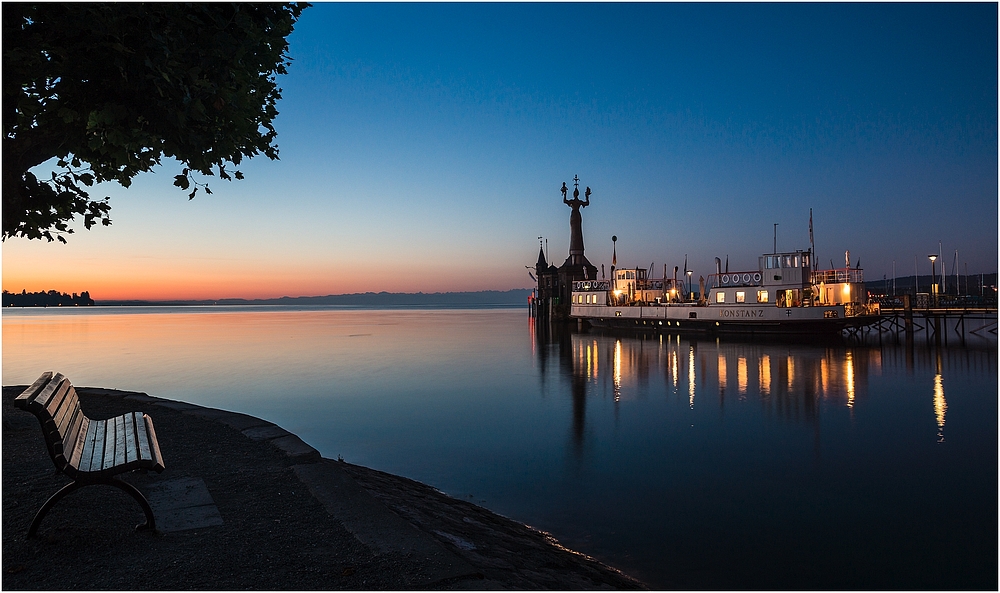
[3, 3, 307, 242]
[3, 289, 94, 307]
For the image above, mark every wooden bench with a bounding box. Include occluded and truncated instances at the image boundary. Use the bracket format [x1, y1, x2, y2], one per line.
[14, 371, 165, 537]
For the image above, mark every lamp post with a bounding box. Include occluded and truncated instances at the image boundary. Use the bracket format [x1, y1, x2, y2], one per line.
[928, 254, 938, 306]
[686, 269, 693, 301]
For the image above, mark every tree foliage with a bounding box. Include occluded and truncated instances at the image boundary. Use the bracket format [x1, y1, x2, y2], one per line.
[2, 289, 94, 307]
[3, 3, 307, 242]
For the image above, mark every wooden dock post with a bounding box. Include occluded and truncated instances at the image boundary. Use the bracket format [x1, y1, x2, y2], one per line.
[902, 294, 913, 336]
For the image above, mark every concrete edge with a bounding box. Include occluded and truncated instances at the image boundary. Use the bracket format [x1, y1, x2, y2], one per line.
[154, 400, 202, 411]
[291, 461, 483, 587]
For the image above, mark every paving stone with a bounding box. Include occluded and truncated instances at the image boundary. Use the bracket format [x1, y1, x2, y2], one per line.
[293, 461, 481, 586]
[155, 503, 225, 533]
[242, 424, 290, 441]
[270, 435, 321, 463]
[145, 476, 224, 533]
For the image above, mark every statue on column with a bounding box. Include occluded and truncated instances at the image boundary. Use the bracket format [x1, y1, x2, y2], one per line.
[562, 175, 590, 261]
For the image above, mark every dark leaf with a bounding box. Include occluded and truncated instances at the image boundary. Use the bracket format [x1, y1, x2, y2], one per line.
[3, 3, 307, 241]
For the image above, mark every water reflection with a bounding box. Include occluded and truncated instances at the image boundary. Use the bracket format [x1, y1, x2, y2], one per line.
[530, 323, 989, 454]
[613, 340, 622, 403]
[934, 351, 947, 443]
[688, 345, 695, 408]
[528, 324, 996, 590]
[759, 354, 771, 397]
[533, 322, 1000, 464]
[846, 350, 856, 409]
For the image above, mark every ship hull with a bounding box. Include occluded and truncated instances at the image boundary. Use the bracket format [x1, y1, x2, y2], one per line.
[572, 304, 875, 335]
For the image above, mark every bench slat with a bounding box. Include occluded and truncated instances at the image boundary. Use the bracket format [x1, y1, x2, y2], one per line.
[45, 379, 76, 418]
[52, 386, 80, 441]
[124, 413, 138, 464]
[40, 380, 72, 464]
[114, 415, 127, 468]
[45, 379, 72, 423]
[68, 416, 91, 470]
[14, 371, 53, 407]
[78, 419, 99, 473]
[38, 380, 72, 456]
[62, 407, 85, 460]
[144, 414, 165, 472]
[135, 412, 152, 462]
[102, 418, 117, 471]
[33, 372, 66, 410]
[50, 402, 81, 469]
[88, 420, 107, 473]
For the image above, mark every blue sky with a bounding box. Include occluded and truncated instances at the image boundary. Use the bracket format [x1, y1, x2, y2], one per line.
[5, 3, 997, 299]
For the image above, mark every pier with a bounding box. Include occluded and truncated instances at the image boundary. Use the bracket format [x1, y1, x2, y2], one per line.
[857, 296, 997, 346]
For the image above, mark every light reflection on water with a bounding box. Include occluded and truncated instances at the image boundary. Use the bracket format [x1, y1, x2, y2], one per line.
[550, 326, 970, 450]
[3, 307, 997, 589]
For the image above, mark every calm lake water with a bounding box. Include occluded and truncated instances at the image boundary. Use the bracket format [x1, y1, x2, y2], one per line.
[3, 306, 996, 589]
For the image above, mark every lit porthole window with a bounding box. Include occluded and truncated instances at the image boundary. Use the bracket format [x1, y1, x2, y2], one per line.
[757, 290, 769, 303]
[736, 291, 746, 303]
[716, 292, 726, 303]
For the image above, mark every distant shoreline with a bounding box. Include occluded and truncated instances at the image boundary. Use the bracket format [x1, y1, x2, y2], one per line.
[3, 289, 534, 309]
[99, 289, 533, 307]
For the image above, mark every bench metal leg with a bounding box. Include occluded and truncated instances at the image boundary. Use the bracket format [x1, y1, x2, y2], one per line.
[27, 481, 82, 538]
[26, 479, 156, 538]
[107, 478, 157, 532]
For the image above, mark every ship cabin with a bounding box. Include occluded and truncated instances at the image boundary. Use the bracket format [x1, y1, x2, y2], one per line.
[571, 268, 684, 307]
[610, 268, 676, 305]
[810, 267, 867, 308]
[571, 279, 611, 306]
[708, 250, 869, 309]
[709, 251, 811, 307]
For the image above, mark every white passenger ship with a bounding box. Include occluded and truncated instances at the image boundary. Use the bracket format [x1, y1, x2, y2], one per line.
[570, 249, 880, 334]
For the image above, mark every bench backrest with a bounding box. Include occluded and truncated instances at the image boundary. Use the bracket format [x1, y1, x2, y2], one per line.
[14, 372, 88, 474]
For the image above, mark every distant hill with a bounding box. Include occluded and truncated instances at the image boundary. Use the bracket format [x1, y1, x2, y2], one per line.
[96, 289, 533, 307]
[865, 273, 997, 295]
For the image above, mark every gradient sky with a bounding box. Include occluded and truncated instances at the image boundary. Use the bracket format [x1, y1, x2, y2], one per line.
[3, 3, 997, 300]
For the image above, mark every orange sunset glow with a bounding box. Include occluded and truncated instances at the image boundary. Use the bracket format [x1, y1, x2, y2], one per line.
[2, 240, 529, 301]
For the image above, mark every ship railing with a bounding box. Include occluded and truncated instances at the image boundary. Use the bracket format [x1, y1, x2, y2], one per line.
[572, 280, 612, 292]
[574, 279, 676, 292]
[811, 268, 864, 284]
[709, 271, 763, 288]
[872, 294, 998, 312]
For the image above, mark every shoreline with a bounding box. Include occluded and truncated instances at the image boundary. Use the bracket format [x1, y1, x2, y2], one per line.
[3, 383, 646, 590]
